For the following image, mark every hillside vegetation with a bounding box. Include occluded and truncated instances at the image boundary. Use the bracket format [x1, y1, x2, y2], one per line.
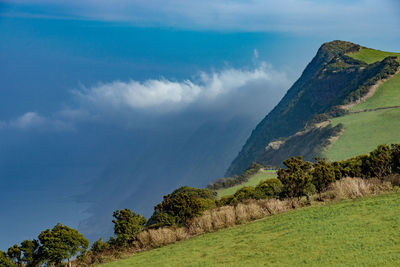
[216, 170, 276, 197]
[323, 48, 400, 161]
[227, 40, 399, 173]
[347, 47, 400, 64]
[101, 193, 400, 267]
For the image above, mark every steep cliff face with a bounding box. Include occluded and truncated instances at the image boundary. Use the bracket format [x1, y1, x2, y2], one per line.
[226, 41, 399, 175]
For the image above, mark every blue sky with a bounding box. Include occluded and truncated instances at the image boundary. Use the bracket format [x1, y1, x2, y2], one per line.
[0, 0, 399, 250]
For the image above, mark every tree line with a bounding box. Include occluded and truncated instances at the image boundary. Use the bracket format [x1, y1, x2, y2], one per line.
[2, 144, 399, 266]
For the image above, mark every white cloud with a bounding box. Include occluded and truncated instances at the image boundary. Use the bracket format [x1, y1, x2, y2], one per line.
[74, 63, 279, 111]
[10, 112, 46, 129]
[0, 63, 289, 131]
[7, 112, 75, 131]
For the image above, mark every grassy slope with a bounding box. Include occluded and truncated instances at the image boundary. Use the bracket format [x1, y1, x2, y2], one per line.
[324, 108, 400, 161]
[347, 47, 400, 64]
[323, 48, 400, 161]
[216, 170, 276, 197]
[102, 193, 400, 267]
[351, 72, 400, 111]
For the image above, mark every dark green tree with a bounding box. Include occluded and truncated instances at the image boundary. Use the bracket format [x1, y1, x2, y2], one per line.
[7, 244, 21, 266]
[20, 239, 42, 267]
[277, 156, 312, 202]
[312, 158, 335, 200]
[368, 144, 392, 179]
[0, 250, 16, 267]
[112, 209, 147, 246]
[38, 223, 89, 267]
[390, 144, 400, 174]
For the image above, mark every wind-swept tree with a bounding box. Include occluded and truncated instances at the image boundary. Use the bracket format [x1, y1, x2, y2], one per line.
[38, 223, 89, 267]
[277, 156, 312, 203]
[312, 158, 335, 200]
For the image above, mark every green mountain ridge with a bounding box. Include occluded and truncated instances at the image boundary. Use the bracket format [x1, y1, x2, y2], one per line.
[227, 40, 399, 173]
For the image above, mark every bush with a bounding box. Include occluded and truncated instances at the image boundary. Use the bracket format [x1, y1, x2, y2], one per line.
[277, 156, 312, 200]
[312, 158, 335, 199]
[255, 178, 283, 199]
[90, 238, 110, 254]
[147, 187, 216, 228]
[112, 209, 147, 246]
[367, 144, 392, 179]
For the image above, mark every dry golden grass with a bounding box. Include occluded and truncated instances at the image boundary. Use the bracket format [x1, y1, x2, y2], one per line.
[329, 177, 392, 200]
[83, 177, 396, 266]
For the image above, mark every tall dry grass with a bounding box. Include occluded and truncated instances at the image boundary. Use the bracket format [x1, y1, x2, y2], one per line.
[82, 177, 395, 266]
[328, 177, 392, 200]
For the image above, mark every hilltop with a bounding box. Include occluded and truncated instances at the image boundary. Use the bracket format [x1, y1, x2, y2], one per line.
[227, 41, 399, 174]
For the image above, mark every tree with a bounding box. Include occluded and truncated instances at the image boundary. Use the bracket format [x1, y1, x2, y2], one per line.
[20, 239, 42, 267]
[38, 223, 89, 267]
[277, 156, 312, 203]
[312, 158, 335, 200]
[7, 244, 21, 266]
[390, 144, 400, 174]
[368, 144, 392, 179]
[0, 250, 16, 267]
[112, 209, 147, 246]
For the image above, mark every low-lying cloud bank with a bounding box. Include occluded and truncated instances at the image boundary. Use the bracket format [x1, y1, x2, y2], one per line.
[1, 63, 288, 129]
[75, 64, 273, 110]
[0, 63, 291, 245]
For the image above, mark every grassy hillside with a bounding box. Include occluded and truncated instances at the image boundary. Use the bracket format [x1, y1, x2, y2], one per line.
[347, 47, 400, 64]
[324, 108, 400, 161]
[101, 193, 400, 267]
[215, 170, 276, 197]
[227, 41, 399, 175]
[323, 48, 400, 161]
[350, 72, 400, 111]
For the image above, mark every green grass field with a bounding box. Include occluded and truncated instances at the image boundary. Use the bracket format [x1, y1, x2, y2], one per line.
[324, 108, 400, 161]
[347, 47, 400, 64]
[216, 170, 276, 197]
[323, 47, 400, 161]
[101, 193, 400, 267]
[351, 72, 400, 111]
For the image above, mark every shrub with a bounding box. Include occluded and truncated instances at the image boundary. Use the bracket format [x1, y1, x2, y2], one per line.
[367, 144, 392, 179]
[255, 178, 283, 198]
[312, 158, 336, 199]
[112, 209, 147, 246]
[390, 144, 400, 174]
[147, 187, 216, 228]
[90, 238, 110, 254]
[277, 156, 312, 201]
[233, 186, 263, 201]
